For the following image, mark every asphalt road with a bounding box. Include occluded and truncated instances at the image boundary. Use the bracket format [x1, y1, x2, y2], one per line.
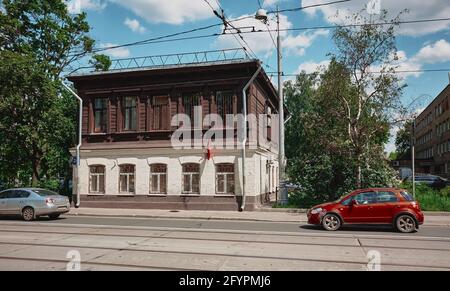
[0, 215, 450, 271]
[38, 215, 450, 238]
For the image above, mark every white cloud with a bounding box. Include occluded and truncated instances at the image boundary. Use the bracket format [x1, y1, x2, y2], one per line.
[413, 39, 450, 64]
[99, 43, 131, 58]
[294, 60, 331, 74]
[215, 13, 327, 58]
[383, 50, 423, 79]
[66, 0, 107, 14]
[262, 0, 286, 8]
[109, 0, 218, 25]
[301, 0, 450, 36]
[124, 18, 146, 34]
[215, 14, 291, 57]
[283, 29, 329, 56]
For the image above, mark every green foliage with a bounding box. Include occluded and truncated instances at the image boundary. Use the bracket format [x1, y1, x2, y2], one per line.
[0, 1, 106, 193]
[0, 0, 109, 75]
[90, 54, 112, 71]
[0, 51, 76, 190]
[395, 119, 413, 160]
[285, 9, 404, 208]
[401, 183, 450, 212]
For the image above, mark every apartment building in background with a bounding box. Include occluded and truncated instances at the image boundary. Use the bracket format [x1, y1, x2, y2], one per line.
[413, 84, 450, 177]
[67, 53, 282, 211]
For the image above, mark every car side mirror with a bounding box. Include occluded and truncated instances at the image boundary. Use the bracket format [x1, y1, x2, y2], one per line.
[351, 199, 358, 206]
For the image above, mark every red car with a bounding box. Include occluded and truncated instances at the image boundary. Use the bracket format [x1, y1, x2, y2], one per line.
[307, 188, 424, 233]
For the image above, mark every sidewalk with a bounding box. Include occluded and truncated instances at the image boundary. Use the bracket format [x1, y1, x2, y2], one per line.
[67, 207, 450, 226]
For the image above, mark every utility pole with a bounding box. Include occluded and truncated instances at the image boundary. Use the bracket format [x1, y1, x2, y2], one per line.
[276, 5, 287, 205]
[255, 6, 287, 205]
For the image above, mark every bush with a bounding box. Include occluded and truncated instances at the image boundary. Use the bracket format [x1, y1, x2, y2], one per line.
[401, 182, 450, 212]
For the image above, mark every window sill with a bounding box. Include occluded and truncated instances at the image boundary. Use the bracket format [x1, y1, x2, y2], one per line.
[215, 194, 235, 198]
[148, 194, 168, 197]
[87, 193, 106, 196]
[180, 194, 201, 197]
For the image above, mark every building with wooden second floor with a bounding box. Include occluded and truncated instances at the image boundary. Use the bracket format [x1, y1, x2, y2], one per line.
[67, 52, 282, 211]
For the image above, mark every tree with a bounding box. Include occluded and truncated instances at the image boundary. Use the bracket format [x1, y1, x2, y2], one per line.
[0, 0, 110, 189]
[0, 0, 109, 75]
[285, 70, 396, 207]
[395, 120, 413, 160]
[284, 9, 405, 206]
[325, 9, 407, 187]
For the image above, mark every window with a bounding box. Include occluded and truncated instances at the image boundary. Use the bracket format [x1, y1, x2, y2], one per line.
[401, 191, 415, 202]
[11, 190, 30, 198]
[123, 97, 137, 131]
[216, 91, 234, 125]
[89, 165, 105, 194]
[353, 192, 377, 205]
[341, 196, 352, 206]
[182, 93, 200, 121]
[182, 163, 200, 194]
[94, 98, 108, 133]
[119, 164, 135, 194]
[0, 190, 13, 199]
[152, 96, 169, 130]
[377, 191, 399, 203]
[216, 163, 235, 194]
[150, 164, 167, 194]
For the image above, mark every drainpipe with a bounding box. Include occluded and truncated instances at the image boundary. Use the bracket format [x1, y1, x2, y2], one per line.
[61, 80, 82, 208]
[240, 64, 262, 212]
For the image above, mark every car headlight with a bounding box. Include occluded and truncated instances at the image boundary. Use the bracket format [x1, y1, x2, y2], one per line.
[311, 208, 323, 215]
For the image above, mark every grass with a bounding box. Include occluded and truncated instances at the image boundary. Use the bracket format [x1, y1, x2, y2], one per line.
[401, 183, 450, 212]
[272, 183, 450, 212]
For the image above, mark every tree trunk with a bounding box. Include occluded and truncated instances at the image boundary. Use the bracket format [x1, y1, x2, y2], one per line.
[31, 145, 42, 187]
[356, 152, 362, 188]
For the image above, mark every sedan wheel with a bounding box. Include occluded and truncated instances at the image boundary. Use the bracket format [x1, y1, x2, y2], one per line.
[396, 215, 416, 233]
[322, 214, 341, 231]
[22, 207, 35, 222]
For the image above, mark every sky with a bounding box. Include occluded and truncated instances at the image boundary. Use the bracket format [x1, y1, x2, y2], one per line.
[64, 0, 450, 153]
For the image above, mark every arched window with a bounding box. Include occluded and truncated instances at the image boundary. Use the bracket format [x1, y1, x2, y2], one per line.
[119, 164, 135, 194]
[216, 163, 235, 194]
[89, 165, 105, 194]
[150, 164, 167, 194]
[182, 163, 200, 194]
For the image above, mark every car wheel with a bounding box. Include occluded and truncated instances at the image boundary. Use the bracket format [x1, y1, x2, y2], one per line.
[48, 214, 60, 220]
[322, 214, 341, 231]
[22, 207, 35, 222]
[396, 215, 416, 233]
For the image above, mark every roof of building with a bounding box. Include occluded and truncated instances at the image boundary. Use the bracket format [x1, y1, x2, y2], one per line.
[67, 58, 257, 79]
[415, 83, 450, 121]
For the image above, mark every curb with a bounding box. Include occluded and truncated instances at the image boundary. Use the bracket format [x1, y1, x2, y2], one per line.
[66, 212, 302, 223]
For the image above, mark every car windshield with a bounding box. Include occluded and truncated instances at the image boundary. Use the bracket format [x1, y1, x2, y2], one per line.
[33, 189, 59, 196]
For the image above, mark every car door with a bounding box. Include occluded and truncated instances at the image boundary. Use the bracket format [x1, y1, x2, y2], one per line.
[344, 191, 377, 223]
[7, 190, 30, 215]
[373, 191, 400, 223]
[0, 191, 10, 214]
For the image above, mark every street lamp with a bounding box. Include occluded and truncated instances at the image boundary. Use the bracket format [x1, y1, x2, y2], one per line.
[255, 6, 288, 206]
